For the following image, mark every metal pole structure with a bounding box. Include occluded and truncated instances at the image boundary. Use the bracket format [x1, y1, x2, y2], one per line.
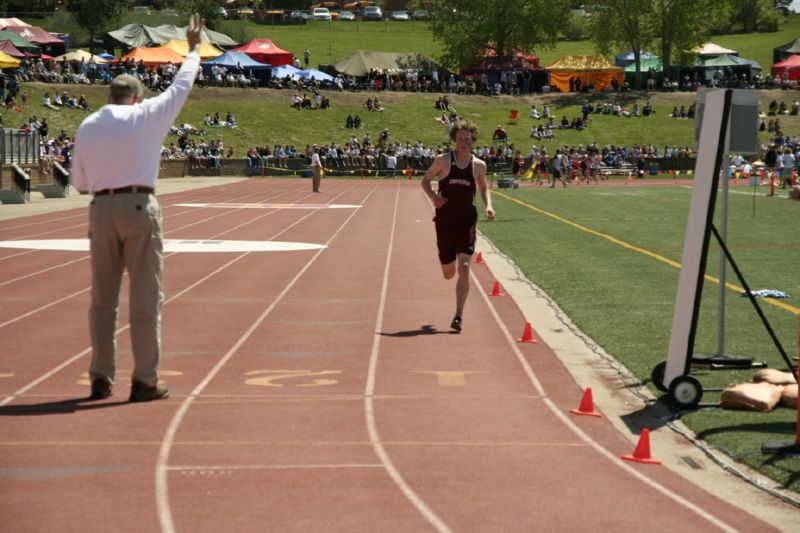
[716, 152, 729, 356]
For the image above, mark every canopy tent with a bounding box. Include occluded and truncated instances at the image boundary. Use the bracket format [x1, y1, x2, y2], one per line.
[624, 57, 662, 72]
[773, 39, 800, 64]
[109, 24, 237, 50]
[120, 46, 186, 67]
[0, 18, 29, 29]
[690, 42, 737, 56]
[5, 25, 63, 47]
[0, 49, 19, 68]
[296, 68, 334, 82]
[0, 40, 27, 58]
[333, 50, 441, 77]
[230, 39, 293, 67]
[97, 52, 117, 61]
[461, 52, 547, 92]
[271, 64, 301, 80]
[203, 50, 271, 83]
[55, 49, 111, 64]
[159, 39, 223, 60]
[771, 54, 800, 83]
[0, 30, 41, 54]
[694, 54, 761, 80]
[614, 50, 658, 67]
[546, 55, 624, 92]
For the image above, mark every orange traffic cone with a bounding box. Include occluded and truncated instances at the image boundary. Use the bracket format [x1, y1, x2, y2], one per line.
[488, 281, 503, 297]
[621, 428, 661, 465]
[569, 388, 601, 417]
[517, 322, 538, 343]
[474, 252, 485, 264]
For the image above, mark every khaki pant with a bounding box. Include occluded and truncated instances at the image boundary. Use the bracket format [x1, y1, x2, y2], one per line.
[312, 165, 321, 192]
[88, 192, 163, 387]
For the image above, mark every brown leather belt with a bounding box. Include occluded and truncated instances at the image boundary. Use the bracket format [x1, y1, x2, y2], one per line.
[94, 186, 154, 196]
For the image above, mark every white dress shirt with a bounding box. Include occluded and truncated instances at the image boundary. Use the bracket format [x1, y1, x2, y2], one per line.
[71, 52, 201, 193]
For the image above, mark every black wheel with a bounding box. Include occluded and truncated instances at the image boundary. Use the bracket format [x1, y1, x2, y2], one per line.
[668, 375, 703, 409]
[651, 361, 668, 392]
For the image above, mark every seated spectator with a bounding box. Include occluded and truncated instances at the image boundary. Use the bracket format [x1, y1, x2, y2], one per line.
[42, 93, 60, 111]
[492, 125, 508, 142]
[291, 93, 301, 109]
[224, 112, 237, 128]
[642, 101, 653, 117]
[792, 100, 800, 115]
[779, 101, 788, 115]
[76, 94, 89, 110]
[631, 103, 640, 117]
[373, 97, 384, 112]
[529, 105, 540, 119]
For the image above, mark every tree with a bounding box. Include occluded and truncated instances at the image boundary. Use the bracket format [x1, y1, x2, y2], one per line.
[176, 0, 221, 29]
[426, 0, 569, 72]
[585, 0, 654, 90]
[648, 0, 723, 77]
[67, 0, 130, 53]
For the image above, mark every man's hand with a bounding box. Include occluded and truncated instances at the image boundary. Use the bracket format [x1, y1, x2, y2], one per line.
[187, 13, 204, 53]
[485, 207, 495, 221]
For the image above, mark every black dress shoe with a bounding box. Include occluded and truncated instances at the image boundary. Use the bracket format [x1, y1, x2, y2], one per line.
[129, 380, 170, 402]
[89, 378, 113, 400]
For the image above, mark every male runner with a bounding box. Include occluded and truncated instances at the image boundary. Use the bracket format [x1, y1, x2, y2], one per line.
[421, 119, 495, 332]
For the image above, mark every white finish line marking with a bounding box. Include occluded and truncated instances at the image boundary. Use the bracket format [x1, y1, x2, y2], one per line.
[0, 239, 326, 253]
[175, 203, 361, 209]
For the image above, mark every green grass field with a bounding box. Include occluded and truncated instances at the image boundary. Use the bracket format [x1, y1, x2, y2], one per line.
[477, 185, 800, 491]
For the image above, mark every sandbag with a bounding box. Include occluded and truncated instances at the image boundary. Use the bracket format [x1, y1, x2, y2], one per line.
[782, 384, 798, 408]
[720, 382, 783, 412]
[753, 368, 798, 386]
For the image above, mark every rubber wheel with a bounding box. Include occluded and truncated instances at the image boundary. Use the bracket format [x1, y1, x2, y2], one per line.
[668, 375, 703, 409]
[651, 361, 668, 392]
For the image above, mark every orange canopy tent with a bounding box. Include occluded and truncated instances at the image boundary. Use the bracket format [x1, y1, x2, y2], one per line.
[120, 46, 185, 67]
[546, 55, 624, 92]
[159, 39, 223, 61]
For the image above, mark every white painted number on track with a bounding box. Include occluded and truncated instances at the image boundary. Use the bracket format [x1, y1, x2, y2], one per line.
[244, 370, 341, 388]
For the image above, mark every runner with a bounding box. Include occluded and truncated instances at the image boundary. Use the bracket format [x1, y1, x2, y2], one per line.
[421, 119, 495, 332]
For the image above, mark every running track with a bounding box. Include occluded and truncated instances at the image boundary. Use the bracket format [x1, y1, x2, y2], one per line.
[0, 179, 778, 531]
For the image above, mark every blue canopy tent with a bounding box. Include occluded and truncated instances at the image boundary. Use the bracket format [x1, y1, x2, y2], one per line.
[97, 52, 117, 61]
[203, 50, 271, 85]
[614, 50, 659, 67]
[296, 67, 334, 85]
[271, 64, 301, 81]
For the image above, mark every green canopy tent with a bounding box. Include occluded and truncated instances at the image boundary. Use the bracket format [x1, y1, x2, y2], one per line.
[332, 50, 441, 77]
[0, 30, 40, 55]
[695, 54, 759, 80]
[624, 56, 663, 85]
[108, 24, 237, 51]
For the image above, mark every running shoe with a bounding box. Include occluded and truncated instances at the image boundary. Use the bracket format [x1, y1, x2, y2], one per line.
[450, 315, 462, 332]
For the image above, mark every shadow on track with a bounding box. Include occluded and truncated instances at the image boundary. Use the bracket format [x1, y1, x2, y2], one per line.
[380, 324, 457, 337]
[0, 397, 131, 416]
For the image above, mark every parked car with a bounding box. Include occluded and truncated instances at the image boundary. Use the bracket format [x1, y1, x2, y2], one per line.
[339, 10, 356, 21]
[312, 7, 332, 20]
[132, 6, 151, 15]
[217, 7, 228, 19]
[290, 10, 311, 20]
[363, 5, 383, 20]
[411, 9, 429, 20]
[236, 8, 254, 19]
[391, 10, 410, 21]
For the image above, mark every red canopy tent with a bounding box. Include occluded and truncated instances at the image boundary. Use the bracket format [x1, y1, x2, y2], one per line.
[4, 25, 62, 46]
[230, 39, 293, 67]
[771, 54, 800, 83]
[0, 39, 27, 58]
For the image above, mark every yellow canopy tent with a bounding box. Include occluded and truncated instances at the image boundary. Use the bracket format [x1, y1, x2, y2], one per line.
[0, 49, 20, 68]
[159, 39, 223, 61]
[546, 55, 624, 92]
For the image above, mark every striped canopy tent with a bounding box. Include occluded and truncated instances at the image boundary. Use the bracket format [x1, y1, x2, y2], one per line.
[55, 49, 111, 64]
[0, 49, 20, 68]
[546, 55, 624, 92]
[4, 25, 63, 47]
[159, 39, 224, 61]
[120, 46, 186, 67]
[0, 30, 40, 55]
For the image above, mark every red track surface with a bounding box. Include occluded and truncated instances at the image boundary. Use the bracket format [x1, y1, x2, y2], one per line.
[0, 179, 776, 532]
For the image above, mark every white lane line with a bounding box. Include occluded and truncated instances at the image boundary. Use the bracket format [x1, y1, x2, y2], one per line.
[472, 269, 738, 533]
[175, 203, 362, 209]
[0, 239, 327, 253]
[364, 184, 452, 533]
[155, 186, 376, 533]
[167, 464, 383, 471]
[0, 188, 355, 403]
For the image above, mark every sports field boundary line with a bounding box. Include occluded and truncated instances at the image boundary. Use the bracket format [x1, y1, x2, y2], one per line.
[493, 191, 799, 316]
